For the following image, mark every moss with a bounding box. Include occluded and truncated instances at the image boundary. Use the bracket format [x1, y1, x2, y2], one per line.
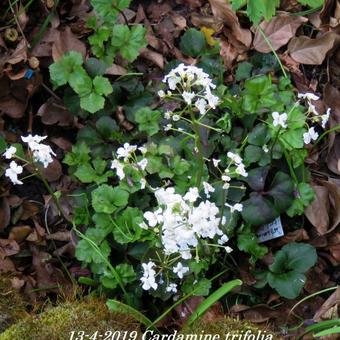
[0, 298, 141, 340]
[0, 276, 27, 333]
[181, 317, 280, 340]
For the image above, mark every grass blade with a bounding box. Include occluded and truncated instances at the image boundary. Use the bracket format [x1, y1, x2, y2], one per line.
[186, 279, 242, 326]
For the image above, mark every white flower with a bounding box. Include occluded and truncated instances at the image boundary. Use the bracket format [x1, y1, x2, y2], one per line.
[194, 98, 207, 115]
[164, 124, 172, 131]
[321, 108, 330, 128]
[137, 158, 148, 171]
[21, 134, 47, 149]
[203, 181, 215, 198]
[32, 144, 56, 168]
[144, 209, 163, 227]
[3, 146, 16, 159]
[5, 161, 23, 185]
[225, 202, 243, 213]
[205, 87, 219, 109]
[158, 90, 165, 98]
[138, 146, 147, 154]
[116, 143, 137, 161]
[272, 112, 288, 128]
[224, 246, 233, 253]
[111, 160, 125, 180]
[262, 145, 269, 153]
[235, 163, 248, 177]
[164, 111, 172, 120]
[166, 283, 178, 293]
[308, 103, 319, 115]
[183, 187, 199, 203]
[182, 91, 195, 105]
[140, 178, 146, 190]
[227, 152, 242, 164]
[298, 92, 319, 101]
[172, 114, 180, 122]
[303, 127, 319, 144]
[212, 159, 221, 167]
[223, 182, 230, 190]
[139, 222, 148, 230]
[140, 276, 158, 290]
[218, 234, 229, 245]
[222, 175, 231, 182]
[173, 262, 189, 279]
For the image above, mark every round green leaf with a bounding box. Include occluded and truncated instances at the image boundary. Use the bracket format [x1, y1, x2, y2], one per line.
[179, 28, 206, 57]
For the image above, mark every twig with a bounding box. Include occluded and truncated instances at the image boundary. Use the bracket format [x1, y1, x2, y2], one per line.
[8, 0, 30, 48]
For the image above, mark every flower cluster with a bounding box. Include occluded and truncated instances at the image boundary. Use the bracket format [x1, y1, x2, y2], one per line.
[159, 63, 220, 116]
[22, 134, 56, 168]
[141, 187, 230, 260]
[111, 143, 148, 187]
[2, 134, 55, 185]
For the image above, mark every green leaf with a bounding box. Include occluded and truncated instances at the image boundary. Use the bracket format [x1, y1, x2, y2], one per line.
[244, 145, 262, 164]
[80, 92, 105, 113]
[49, 51, 83, 87]
[96, 116, 118, 139]
[185, 279, 242, 326]
[63, 142, 91, 166]
[247, 0, 280, 24]
[113, 207, 143, 244]
[93, 76, 113, 96]
[248, 124, 270, 146]
[91, 184, 129, 214]
[101, 263, 136, 289]
[267, 172, 294, 211]
[245, 166, 269, 192]
[91, 0, 132, 22]
[279, 128, 305, 150]
[111, 24, 147, 62]
[267, 271, 306, 299]
[84, 57, 108, 77]
[237, 226, 268, 264]
[269, 242, 317, 274]
[68, 66, 92, 96]
[180, 28, 206, 57]
[235, 61, 253, 81]
[242, 194, 278, 226]
[134, 107, 161, 136]
[0, 136, 7, 153]
[297, 0, 323, 8]
[267, 243, 317, 299]
[182, 278, 212, 297]
[75, 238, 110, 264]
[287, 183, 315, 217]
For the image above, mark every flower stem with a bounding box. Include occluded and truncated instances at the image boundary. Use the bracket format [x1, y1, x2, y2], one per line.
[190, 109, 204, 187]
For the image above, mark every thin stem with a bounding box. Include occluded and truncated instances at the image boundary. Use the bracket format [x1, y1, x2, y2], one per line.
[284, 150, 298, 183]
[189, 109, 204, 187]
[256, 25, 288, 78]
[312, 124, 340, 148]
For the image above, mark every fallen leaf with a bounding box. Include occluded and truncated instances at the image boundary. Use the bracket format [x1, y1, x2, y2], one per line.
[329, 244, 340, 263]
[0, 239, 20, 259]
[105, 64, 127, 76]
[208, 0, 252, 49]
[140, 47, 164, 69]
[313, 287, 340, 321]
[37, 98, 73, 126]
[220, 39, 238, 69]
[9, 225, 32, 243]
[320, 180, 340, 233]
[305, 185, 330, 235]
[52, 27, 86, 61]
[253, 15, 308, 53]
[40, 158, 63, 182]
[288, 31, 340, 65]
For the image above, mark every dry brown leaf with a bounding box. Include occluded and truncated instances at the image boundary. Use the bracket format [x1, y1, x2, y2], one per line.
[320, 180, 340, 233]
[220, 39, 238, 69]
[52, 27, 86, 61]
[105, 64, 127, 76]
[0, 239, 20, 259]
[9, 226, 32, 243]
[37, 98, 73, 127]
[231, 304, 281, 323]
[305, 185, 330, 235]
[208, 0, 252, 49]
[253, 15, 308, 53]
[313, 287, 340, 321]
[40, 158, 63, 182]
[288, 31, 340, 65]
[140, 47, 164, 69]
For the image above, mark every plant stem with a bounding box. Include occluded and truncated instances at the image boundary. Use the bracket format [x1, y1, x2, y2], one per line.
[256, 25, 288, 78]
[189, 109, 204, 187]
[312, 124, 340, 148]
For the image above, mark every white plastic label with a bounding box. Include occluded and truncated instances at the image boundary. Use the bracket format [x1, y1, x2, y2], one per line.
[257, 216, 284, 243]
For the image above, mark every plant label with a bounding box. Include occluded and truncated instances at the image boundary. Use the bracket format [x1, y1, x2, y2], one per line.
[257, 217, 284, 243]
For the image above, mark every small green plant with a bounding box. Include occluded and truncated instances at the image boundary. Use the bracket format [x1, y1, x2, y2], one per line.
[49, 0, 147, 114]
[254, 243, 317, 299]
[231, 0, 324, 24]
